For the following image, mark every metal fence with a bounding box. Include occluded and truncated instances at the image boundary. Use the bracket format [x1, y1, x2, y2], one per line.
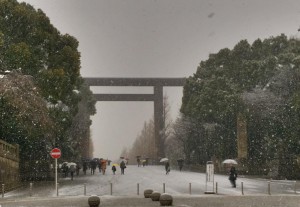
[1, 179, 299, 198]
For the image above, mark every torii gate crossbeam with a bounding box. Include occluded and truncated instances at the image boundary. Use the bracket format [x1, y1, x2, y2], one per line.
[84, 77, 186, 160]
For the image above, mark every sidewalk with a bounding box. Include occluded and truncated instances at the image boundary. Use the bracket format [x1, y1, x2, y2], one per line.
[1, 194, 300, 207]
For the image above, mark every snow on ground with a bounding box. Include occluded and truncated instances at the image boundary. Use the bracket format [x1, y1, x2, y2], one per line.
[4, 165, 299, 199]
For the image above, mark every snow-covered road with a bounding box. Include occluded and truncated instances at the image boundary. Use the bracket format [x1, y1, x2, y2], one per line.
[4, 165, 299, 199]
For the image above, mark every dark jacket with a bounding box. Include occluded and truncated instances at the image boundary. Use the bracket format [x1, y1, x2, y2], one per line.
[120, 161, 126, 169]
[165, 162, 170, 172]
[229, 167, 237, 180]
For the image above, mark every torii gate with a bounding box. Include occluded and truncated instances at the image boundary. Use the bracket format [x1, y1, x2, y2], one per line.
[84, 77, 186, 160]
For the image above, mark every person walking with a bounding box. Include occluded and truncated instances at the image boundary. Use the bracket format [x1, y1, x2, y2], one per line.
[101, 159, 107, 175]
[165, 161, 170, 175]
[112, 165, 117, 175]
[69, 164, 76, 181]
[62, 163, 69, 178]
[76, 163, 81, 176]
[120, 160, 126, 175]
[177, 159, 184, 171]
[229, 166, 238, 188]
[90, 160, 97, 175]
[137, 158, 141, 167]
[82, 162, 87, 175]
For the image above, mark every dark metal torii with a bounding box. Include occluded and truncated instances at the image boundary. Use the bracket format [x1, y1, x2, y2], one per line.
[84, 77, 186, 159]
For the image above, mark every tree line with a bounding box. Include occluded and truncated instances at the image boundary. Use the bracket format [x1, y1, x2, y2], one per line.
[0, 0, 96, 180]
[126, 34, 300, 179]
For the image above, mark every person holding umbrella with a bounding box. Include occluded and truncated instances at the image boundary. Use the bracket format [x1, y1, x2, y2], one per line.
[160, 158, 170, 174]
[229, 166, 238, 188]
[165, 161, 170, 174]
[222, 159, 238, 188]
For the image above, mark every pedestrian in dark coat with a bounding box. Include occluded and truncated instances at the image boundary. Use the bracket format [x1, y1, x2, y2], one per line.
[76, 163, 81, 176]
[83, 162, 87, 175]
[90, 160, 97, 175]
[177, 160, 184, 171]
[112, 165, 117, 175]
[120, 160, 126, 175]
[229, 166, 237, 188]
[165, 161, 170, 175]
[69, 165, 76, 181]
[62, 164, 69, 178]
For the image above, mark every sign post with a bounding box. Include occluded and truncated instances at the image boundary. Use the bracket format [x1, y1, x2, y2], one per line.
[205, 161, 215, 194]
[50, 148, 61, 196]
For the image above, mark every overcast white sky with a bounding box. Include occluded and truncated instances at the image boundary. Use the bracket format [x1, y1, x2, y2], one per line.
[20, 0, 300, 160]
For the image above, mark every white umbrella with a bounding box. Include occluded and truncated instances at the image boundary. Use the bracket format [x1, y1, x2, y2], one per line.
[222, 159, 238, 165]
[160, 158, 169, 162]
[66, 162, 77, 167]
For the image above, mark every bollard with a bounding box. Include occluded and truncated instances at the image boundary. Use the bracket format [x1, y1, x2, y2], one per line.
[57, 183, 59, 197]
[189, 183, 191, 195]
[163, 183, 165, 193]
[215, 182, 218, 194]
[2, 184, 4, 198]
[84, 184, 86, 196]
[268, 181, 271, 195]
[241, 182, 244, 195]
[29, 183, 32, 196]
[137, 183, 139, 195]
[110, 183, 113, 195]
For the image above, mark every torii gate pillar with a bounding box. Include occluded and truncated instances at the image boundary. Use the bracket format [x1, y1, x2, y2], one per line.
[154, 85, 164, 159]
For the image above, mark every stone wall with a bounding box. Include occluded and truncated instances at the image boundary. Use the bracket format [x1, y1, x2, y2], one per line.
[0, 139, 20, 191]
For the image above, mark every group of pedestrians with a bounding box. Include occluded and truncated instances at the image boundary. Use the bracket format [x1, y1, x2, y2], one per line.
[111, 160, 127, 175]
[63, 158, 238, 188]
[162, 159, 238, 188]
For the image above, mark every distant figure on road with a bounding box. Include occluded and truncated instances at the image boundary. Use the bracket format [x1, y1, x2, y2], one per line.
[69, 164, 76, 181]
[90, 160, 97, 175]
[165, 161, 170, 175]
[229, 166, 238, 188]
[137, 158, 141, 167]
[98, 160, 102, 173]
[76, 163, 81, 176]
[101, 159, 107, 175]
[177, 159, 184, 171]
[62, 164, 69, 178]
[82, 162, 87, 175]
[112, 165, 117, 175]
[120, 160, 126, 175]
